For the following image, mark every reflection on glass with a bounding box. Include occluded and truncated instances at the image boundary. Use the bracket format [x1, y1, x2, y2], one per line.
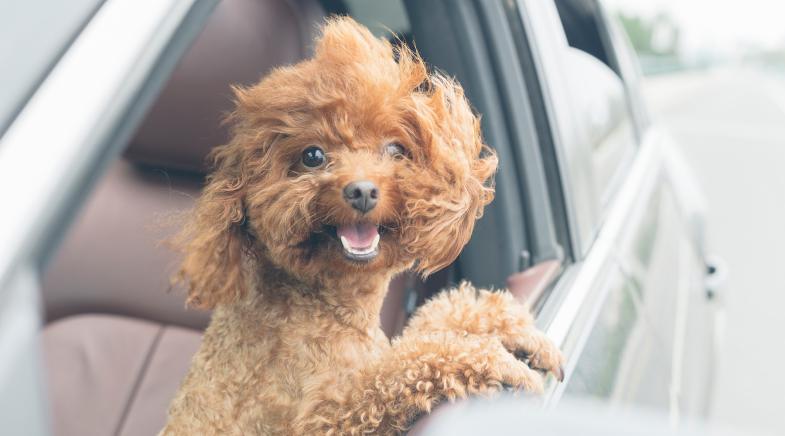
[564, 48, 636, 204]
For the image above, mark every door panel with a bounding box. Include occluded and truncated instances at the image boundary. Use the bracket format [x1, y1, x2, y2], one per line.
[553, 133, 713, 422]
[558, 146, 672, 410]
[563, 264, 671, 406]
[615, 165, 714, 419]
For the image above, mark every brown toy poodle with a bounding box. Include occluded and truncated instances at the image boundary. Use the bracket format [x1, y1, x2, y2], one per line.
[161, 17, 563, 435]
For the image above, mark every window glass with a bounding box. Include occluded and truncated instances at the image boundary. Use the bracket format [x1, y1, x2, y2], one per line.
[555, 0, 637, 205]
[564, 48, 636, 204]
[555, 0, 616, 71]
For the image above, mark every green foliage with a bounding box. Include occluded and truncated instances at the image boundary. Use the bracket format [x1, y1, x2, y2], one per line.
[616, 12, 680, 57]
[617, 13, 653, 54]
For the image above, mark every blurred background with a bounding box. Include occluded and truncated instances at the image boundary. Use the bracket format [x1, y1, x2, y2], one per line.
[605, 1, 785, 434]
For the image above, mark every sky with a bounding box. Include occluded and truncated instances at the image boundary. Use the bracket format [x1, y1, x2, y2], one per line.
[603, 0, 785, 58]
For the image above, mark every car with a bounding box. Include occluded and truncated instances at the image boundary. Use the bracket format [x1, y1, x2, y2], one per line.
[0, 0, 723, 434]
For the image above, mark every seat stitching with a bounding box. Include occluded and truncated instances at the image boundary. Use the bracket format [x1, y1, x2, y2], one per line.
[113, 324, 165, 436]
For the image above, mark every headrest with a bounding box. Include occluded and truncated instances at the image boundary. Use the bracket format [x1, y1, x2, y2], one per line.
[126, 0, 324, 174]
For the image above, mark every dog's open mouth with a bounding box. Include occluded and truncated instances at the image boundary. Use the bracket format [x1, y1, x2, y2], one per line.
[334, 222, 380, 262]
[299, 222, 387, 263]
[318, 222, 383, 262]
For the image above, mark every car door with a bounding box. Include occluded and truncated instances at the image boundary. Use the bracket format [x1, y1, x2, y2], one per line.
[515, 0, 716, 421]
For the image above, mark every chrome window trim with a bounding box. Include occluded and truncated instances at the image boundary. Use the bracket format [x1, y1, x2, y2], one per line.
[540, 128, 663, 404]
[0, 0, 214, 291]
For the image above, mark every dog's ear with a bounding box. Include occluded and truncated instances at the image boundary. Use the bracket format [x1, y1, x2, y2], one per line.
[173, 145, 252, 309]
[411, 146, 497, 276]
[403, 75, 499, 277]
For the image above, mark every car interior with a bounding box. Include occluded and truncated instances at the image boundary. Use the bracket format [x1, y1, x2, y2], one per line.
[38, 1, 568, 434]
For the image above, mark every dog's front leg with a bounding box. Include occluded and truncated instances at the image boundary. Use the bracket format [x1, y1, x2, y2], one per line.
[404, 283, 564, 381]
[305, 331, 545, 435]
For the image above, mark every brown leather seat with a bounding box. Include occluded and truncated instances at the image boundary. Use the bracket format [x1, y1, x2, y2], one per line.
[41, 315, 202, 436]
[40, 1, 328, 435]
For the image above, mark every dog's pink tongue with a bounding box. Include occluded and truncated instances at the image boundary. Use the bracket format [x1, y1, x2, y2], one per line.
[337, 222, 378, 249]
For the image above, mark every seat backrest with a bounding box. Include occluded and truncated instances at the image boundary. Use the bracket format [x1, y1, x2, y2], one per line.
[42, 0, 325, 330]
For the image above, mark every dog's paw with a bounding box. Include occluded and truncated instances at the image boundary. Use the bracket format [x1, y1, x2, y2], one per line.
[500, 327, 564, 382]
[468, 289, 564, 382]
[476, 338, 547, 394]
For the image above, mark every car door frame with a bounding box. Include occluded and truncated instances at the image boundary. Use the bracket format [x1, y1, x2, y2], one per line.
[0, 0, 217, 432]
[512, 0, 665, 404]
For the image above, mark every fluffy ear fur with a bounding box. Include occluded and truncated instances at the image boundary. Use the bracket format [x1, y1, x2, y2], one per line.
[401, 74, 499, 276]
[409, 147, 497, 276]
[173, 143, 252, 309]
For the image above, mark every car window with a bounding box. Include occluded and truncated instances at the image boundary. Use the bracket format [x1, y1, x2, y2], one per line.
[598, 2, 651, 132]
[0, 0, 103, 138]
[563, 48, 636, 204]
[342, 0, 409, 37]
[554, 0, 637, 206]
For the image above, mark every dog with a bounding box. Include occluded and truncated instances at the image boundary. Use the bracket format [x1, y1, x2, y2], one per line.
[161, 17, 563, 435]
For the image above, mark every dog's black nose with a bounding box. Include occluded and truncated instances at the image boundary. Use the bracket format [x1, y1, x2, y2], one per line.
[343, 180, 378, 213]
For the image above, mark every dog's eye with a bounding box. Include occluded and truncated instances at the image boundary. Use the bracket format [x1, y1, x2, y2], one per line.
[384, 143, 407, 159]
[302, 146, 326, 168]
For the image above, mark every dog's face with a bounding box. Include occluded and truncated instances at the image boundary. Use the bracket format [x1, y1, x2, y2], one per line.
[176, 18, 497, 308]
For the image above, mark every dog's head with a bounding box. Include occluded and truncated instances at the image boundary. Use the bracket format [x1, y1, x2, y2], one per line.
[176, 17, 497, 308]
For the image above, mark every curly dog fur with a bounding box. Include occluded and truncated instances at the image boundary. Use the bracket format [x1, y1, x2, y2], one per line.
[161, 17, 563, 435]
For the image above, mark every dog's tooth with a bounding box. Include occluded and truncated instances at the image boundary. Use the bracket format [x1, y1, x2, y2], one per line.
[339, 233, 379, 256]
